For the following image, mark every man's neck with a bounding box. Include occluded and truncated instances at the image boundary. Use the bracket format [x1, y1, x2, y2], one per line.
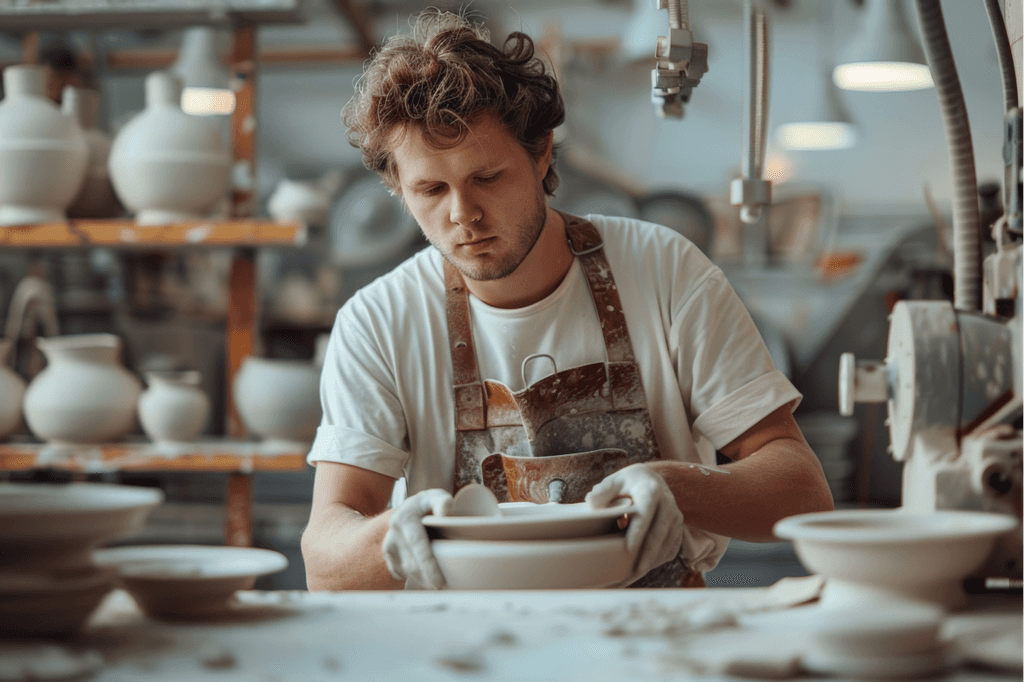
[464, 208, 574, 309]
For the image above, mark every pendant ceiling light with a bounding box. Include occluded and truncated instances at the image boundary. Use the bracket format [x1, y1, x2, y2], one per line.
[172, 27, 236, 116]
[777, 2, 857, 151]
[777, 69, 858, 150]
[833, 0, 933, 92]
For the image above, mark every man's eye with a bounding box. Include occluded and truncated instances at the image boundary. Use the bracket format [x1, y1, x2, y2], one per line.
[477, 173, 499, 183]
[421, 185, 444, 196]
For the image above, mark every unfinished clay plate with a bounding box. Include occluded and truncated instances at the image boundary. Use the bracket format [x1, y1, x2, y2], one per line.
[774, 509, 1018, 610]
[423, 499, 636, 541]
[432, 534, 632, 589]
[0, 482, 163, 569]
[91, 545, 288, 619]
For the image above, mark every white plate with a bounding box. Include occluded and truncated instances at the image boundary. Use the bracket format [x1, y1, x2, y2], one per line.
[92, 545, 288, 619]
[92, 545, 288, 580]
[423, 499, 636, 541]
[432, 535, 632, 590]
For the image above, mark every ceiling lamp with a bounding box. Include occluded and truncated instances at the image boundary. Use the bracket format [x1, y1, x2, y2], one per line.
[777, 70, 858, 150]
[833, 0, 933, 92]
[172, 27, 236, 115]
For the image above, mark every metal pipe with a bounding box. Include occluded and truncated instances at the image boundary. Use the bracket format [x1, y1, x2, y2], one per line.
[740, 0, 770, 224]
[981, 0, 1019, 113]
[914, 0, 981, 312]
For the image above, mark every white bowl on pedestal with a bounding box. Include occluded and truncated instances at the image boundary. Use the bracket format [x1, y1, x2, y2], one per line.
[774, 508, 1018, 610]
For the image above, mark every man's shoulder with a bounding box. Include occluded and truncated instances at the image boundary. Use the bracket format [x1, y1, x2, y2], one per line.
[341, 246, 443, 321]
[583, 213, 717, 281]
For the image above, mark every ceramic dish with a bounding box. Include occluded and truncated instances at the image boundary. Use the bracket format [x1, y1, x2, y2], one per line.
[423, 499, 636, 541]
[432, 534, 632, 589]
[0, 483, 163, 569]
[92, 545, 288, 619]
[774, 509, 1018, 609]
[0, 567, 116, 638]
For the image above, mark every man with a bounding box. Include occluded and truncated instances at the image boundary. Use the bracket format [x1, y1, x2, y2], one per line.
[302, 9, 833, 590]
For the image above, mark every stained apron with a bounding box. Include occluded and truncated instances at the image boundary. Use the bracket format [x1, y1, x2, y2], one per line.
[444, 212, 704, 588]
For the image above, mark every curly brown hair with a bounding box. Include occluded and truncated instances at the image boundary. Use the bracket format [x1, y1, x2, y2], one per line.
[341, 9, 565, 195]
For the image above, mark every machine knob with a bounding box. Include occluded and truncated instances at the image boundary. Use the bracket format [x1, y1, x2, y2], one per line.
[838, 353, 890, 416]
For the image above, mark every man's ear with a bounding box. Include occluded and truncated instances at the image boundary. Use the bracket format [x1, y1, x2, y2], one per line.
[536, 130, 554, 179]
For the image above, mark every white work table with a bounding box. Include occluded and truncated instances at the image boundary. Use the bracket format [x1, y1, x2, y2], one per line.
[19, 586, 1019, 682]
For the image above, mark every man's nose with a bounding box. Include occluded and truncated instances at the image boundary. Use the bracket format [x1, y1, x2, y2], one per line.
[449, 189, 482, 226]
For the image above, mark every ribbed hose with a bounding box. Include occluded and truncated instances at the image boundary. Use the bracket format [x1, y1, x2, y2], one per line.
[982, 0, 1019, 112]
[742, 1, 769, 181]
[668, 0, 689, 30]
[914, 0, 981, 312]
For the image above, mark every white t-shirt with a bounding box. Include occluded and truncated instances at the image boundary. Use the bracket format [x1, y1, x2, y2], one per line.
[308, 214, 801, 573]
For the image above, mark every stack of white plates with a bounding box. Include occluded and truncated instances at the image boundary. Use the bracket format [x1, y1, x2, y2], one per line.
[422, 500, 636, 590]
[0, 482, 163, 637]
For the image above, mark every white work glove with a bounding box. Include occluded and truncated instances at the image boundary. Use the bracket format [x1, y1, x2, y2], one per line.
[585, 463, 685, 585]
[382, 489, 453, 590]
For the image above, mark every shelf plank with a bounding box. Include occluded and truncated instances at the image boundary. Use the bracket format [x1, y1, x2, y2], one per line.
[0, 0, 304, 30]
[0, 440, 308, 474]
[0, 219, 306, 249]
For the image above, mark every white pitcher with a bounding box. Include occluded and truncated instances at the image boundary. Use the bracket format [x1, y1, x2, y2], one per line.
[0, 64, 88, 226]
[138, 370, 210, 443]
[23, 334, 143, 444]
[0, 338, 26, 440]
[108, 70, 231, 225]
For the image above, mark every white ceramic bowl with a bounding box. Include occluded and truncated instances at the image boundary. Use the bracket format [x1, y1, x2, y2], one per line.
[431, 534, 632, 590]
[0, 483, 163, 569]
[92, 545, 288, 619]
[774, 509, 1018, 610]
[424, 499, 635, 541]
[232, 357, 321, 447]
[0, 565, 117, 637]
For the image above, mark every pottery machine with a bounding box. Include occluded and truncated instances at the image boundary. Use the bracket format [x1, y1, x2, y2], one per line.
[645, 0, 1023, 583]
[835, 0, 1023, 584]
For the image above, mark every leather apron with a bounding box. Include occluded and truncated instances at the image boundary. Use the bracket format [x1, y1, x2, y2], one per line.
[445, 212, 704, 588]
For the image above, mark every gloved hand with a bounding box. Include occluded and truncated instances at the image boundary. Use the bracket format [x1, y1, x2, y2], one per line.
[585, 463, 685, 585]
[382, 488, 453, 589]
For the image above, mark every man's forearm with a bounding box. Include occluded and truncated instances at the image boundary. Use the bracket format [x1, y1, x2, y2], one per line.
[646, 439, 834, 543]
[302, 504, 404, 590]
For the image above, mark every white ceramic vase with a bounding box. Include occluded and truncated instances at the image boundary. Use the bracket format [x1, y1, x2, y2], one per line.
[108, 71, 231, 225]
[138, 370, 210, 443]
[0, 338, 26, 439]
[0, 65, 88, 226]
[23, 333, 143, 444]
[63, 86, 123, 219]
[232, 357, 321, 447]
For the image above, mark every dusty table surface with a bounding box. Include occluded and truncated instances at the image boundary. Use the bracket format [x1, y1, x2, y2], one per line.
[6, 586, 1021, 682]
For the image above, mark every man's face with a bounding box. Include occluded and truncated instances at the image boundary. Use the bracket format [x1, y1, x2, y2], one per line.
[391, 112, 551, 282]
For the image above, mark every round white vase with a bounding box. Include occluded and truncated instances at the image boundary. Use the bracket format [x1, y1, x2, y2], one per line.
[23, 333, 143, 444]
[232, 357, 321, 448]
[138, 370, 210, 443]
[108, 71, 231, 226]
[63, 86, 123, 219]
[0, 338, 26, 439]
[0, 64, 88, 226]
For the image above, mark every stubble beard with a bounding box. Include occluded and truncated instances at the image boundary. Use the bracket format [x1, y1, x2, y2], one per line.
[434, 191, 548, 282]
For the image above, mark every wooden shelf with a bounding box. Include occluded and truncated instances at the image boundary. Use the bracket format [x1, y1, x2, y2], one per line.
[0, 439, 307, 474]
[0, 219, 306, 249]
[0, 0, 304, 30]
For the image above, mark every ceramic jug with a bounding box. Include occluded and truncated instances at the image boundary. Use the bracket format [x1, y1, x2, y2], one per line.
[267, 169, 344, 227]
[0, 338, 26, 439]
[63, 86, 123, 219]
[23, 333, 143, 444]
[232, 356, 321, 447]
[0, 64, 88, 226]
[138, 370, 210, 443]
[108, 70, 231, 225]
